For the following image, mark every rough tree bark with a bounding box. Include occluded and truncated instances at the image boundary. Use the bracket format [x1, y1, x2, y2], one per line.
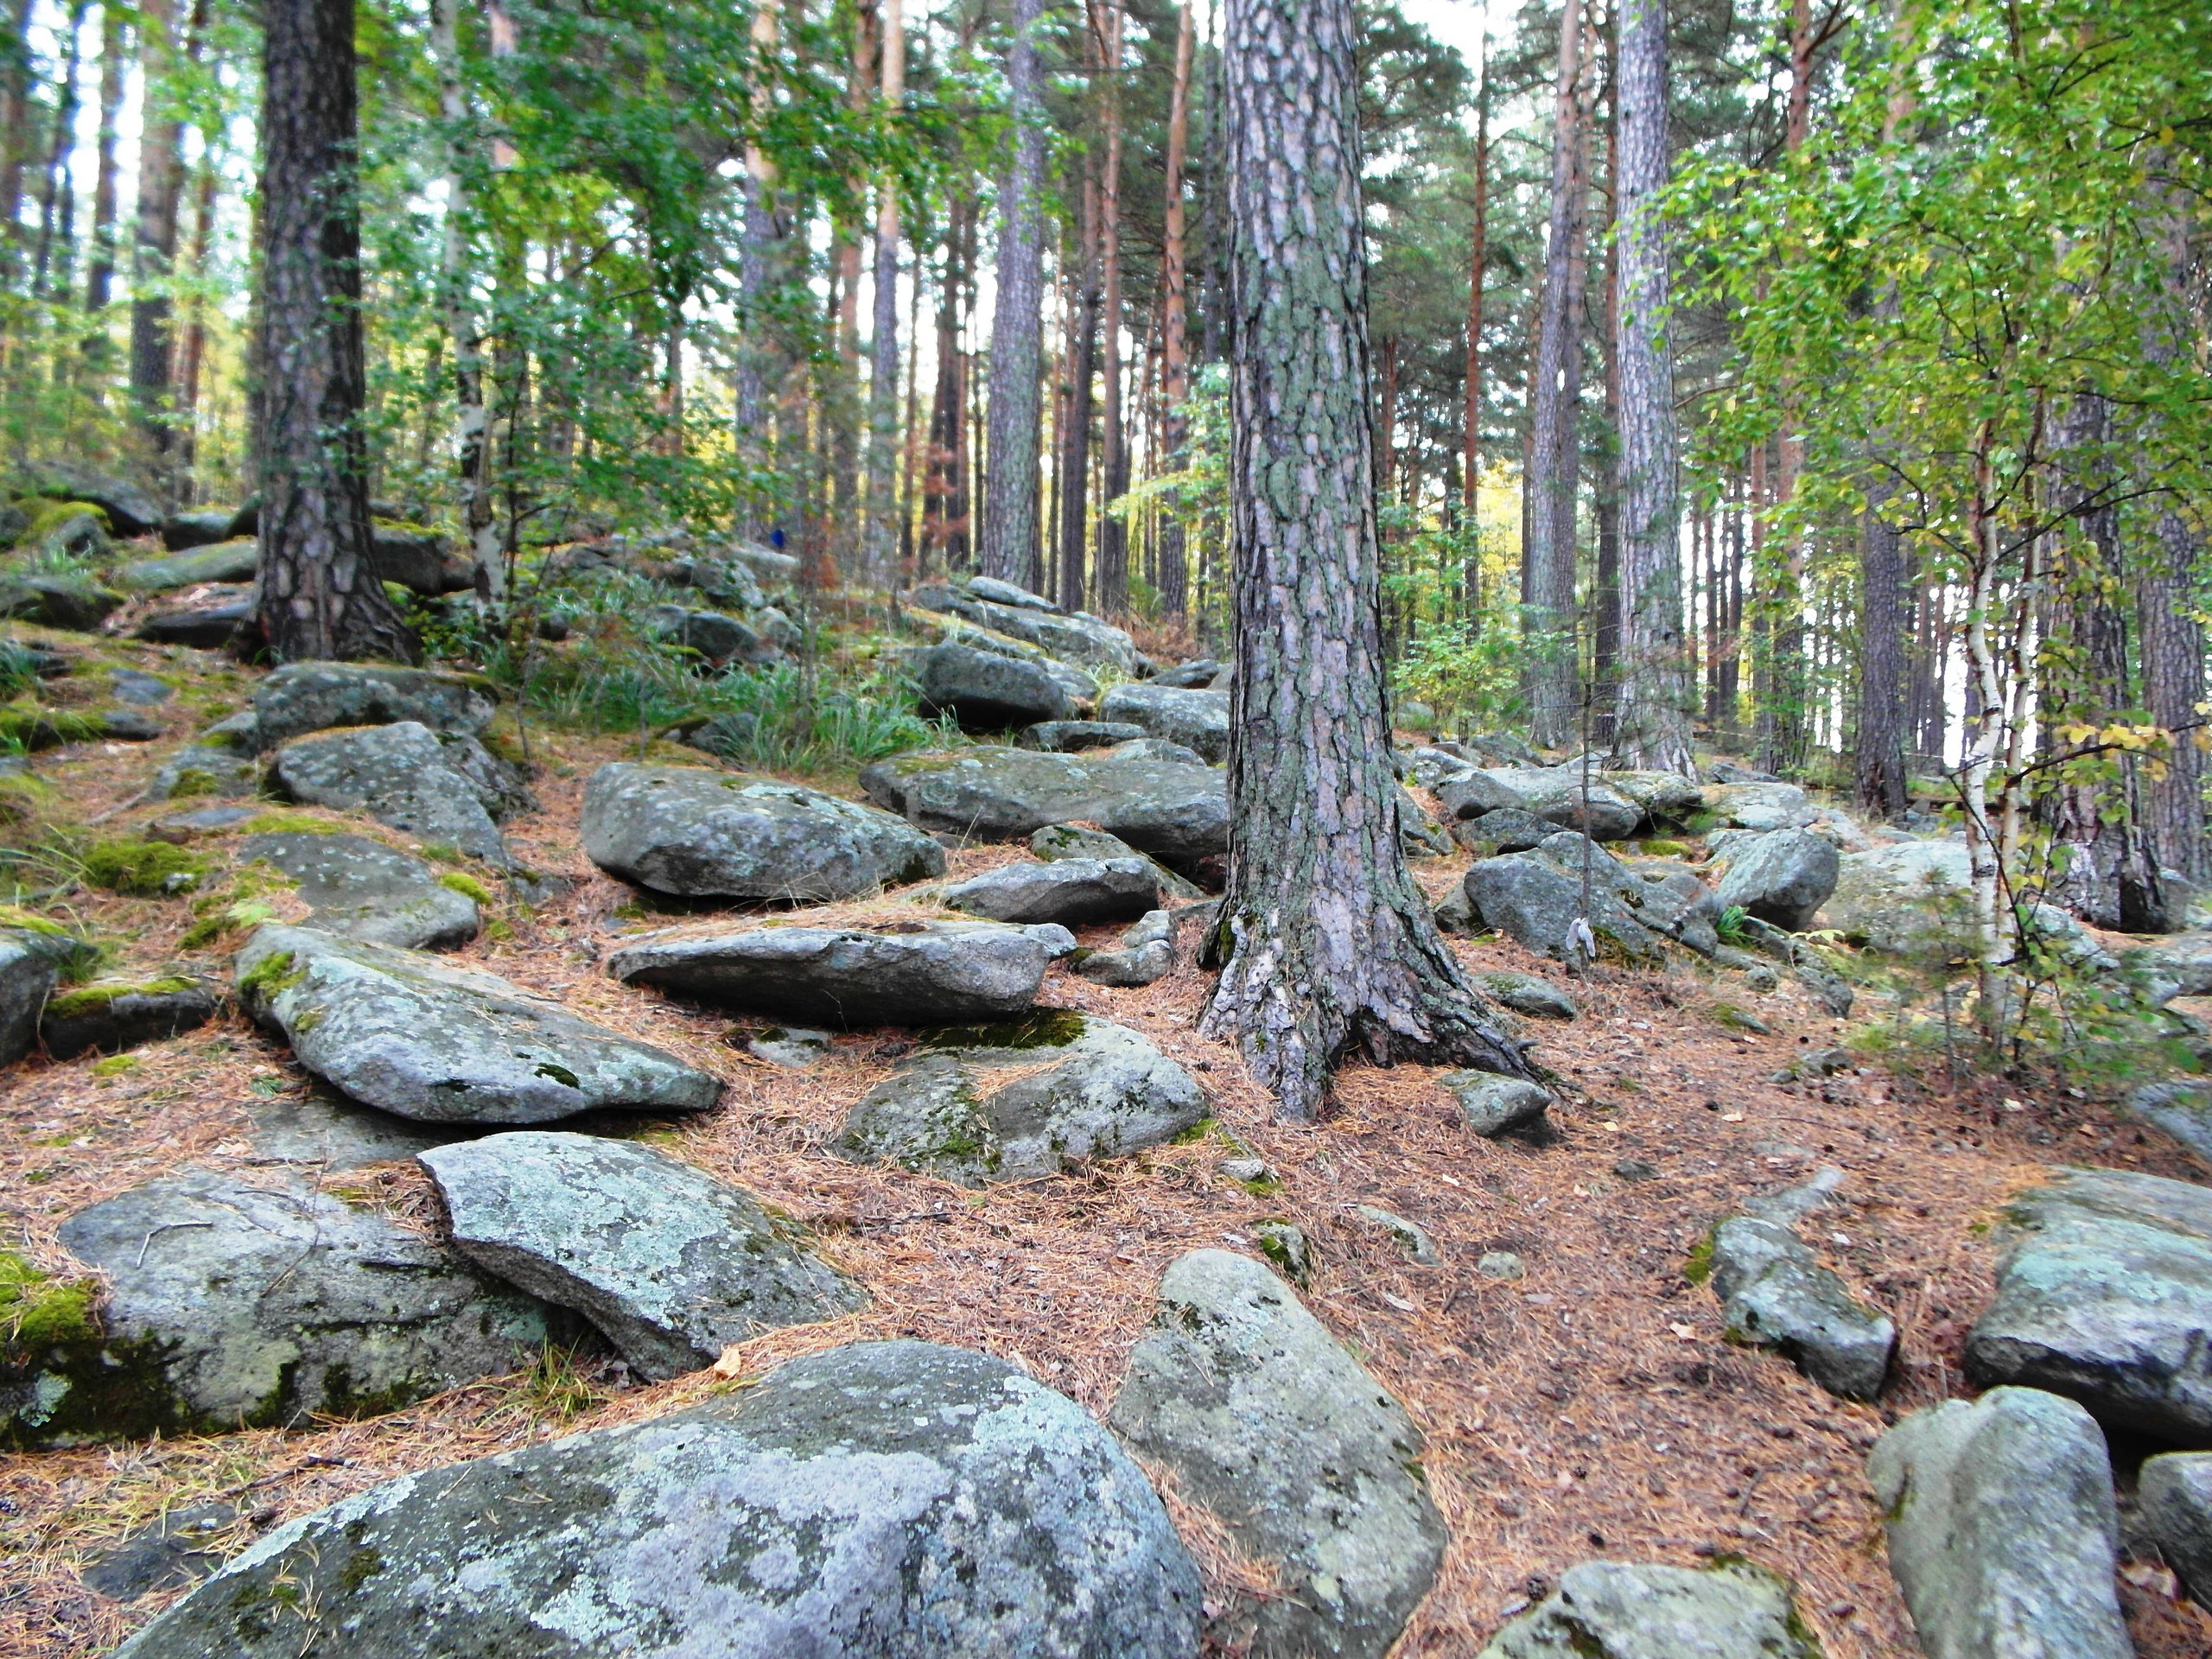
[1058, 159, 1098, 607]
[980, 0, 1048, 586]
[734, 0, 781, 538]
[0, 0, 36, 277]
[429, 0, 499, 595]
[1094, 0, 1129, 615]
[80, 0, 126, 378]
[2142, 511, 2208, 887]
[130, 0, 186, 488]
[863, 0, 906, 586]
[1202, 0, 1531, 1122]
[1609, 0, 1691, 773]
[1154, 0, 1194, 619]
[1460, 38, 1488, 611]
[1525, 0, 1586, 747]
[1854, 484, 1909, 818]
[255, 0, 419, 664]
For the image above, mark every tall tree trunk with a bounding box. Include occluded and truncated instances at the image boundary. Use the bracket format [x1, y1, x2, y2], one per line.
[1526, 0, 1586, 747]
[1093, 0, 1129, 615]
[32, 0, 89, 302]
[430, 0, 498, 595]
[2142, 512, 2207, 889]
[130, 0, 186, 493]
[255, 0, 418, 663]
[981, 0, 1047, 587]
[1460, 39, 1488, 601]
[924, 194, 971, 573]
[80, 1, 127, 382]
[1204, 0, 1530, 1122]
[1058, 161, 1097, 608]
[1855, 483, 1909, 817]
[0, 0, 36, 279]
[863, 0, 905, 587]
[734, 0, 782, 538]
[174, 159, 216, 492]
[1609, 0, 1689, 772]
[1154, 0, 1194, 620]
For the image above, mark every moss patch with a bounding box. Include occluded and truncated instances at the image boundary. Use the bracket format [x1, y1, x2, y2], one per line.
[1683, 1227, 1718, 1286]
[238, 950, 307, 1003]
[81, 837, 208, 897]
[0, 701, 102, 748]
[920, 1008, 1087, 1052]
[0, 1252, 100, 1350]
[437, 870, 496, 905]
[44, 976, 196, 1019]
[241, 811, 339, 836]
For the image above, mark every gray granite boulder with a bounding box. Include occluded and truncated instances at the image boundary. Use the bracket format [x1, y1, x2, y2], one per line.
[1451, 806, 1556, 853]
[1707, 779, 1816, 830]
[1077, 908, 1178, 987]
[25, 461, 162, 534]
[1109, 1249, 1446, 1659]
[1032, 821, 1206, 899]
[2139, 1452, 2212, 1603]
[111, 1339, 1204, 1659]
[241, 829, 480, 949]
[1965, 1166, 2212, 1441]
[913, 640, 1084, 730]
[237, 924, 720, 1123]
[1702, 1214, 1894, 1399]
[1488, 767, 1643, 840]
[38, 977, 221, 1058]
[4, 1168, 563, 1445]
[1822, 839, 1974, 955]
[1153, 658, 1224, 689]
[1019, 718, 1148, 752]
[251, 661, 497, 750]
[1478, 969, 1577, 1020]
[136, 585, 254, 650]
[161, 506, 237, 550]
[581, 762, 945, 902]
[609, 918, 1049, 1026]
[861, 745, 1228, 881]
[113, 538, 259, 593]
[835, 1014, 1205, 1183]
[0, 931, 59, 1065]
[272, 721, 521, 864]
[1715, 828, 1840, 931]
[1462, 854, 1663, 964]
[1444, 1071, 1554, 1141]
[1478, 1560, 1820, 1658]
[1867, 1387, 2131, 1659]
[1433, 770, 1529, 822]
[1098, 683, 1231, 764]
[912, 578, 1142, 671]
[642, 603, 774, 665]
[2125, 1080, 2212, 1164]
[420, 1132, 863, 1380]
[941, 856, 1159, 925]
[0, 571, 124, 631]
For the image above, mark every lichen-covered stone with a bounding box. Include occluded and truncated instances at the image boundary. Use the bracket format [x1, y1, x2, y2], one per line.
[581, 762, 944, 902]
[0, 931, 59, 1065]
[113, 1340, 1204, 1659]
[1714, 828, 1840, 932]
[420, 1132, 864, 1380]
[39, 976, 220, 1058]
[1109, 1249, 1446, 1659]
[1098, 683, 1230, 764]
[1444, 1071, 1554, 1141]
[1704, 1214, 1895, 1400]
[272, 721, 520, 864]
[912, 640, 1084, 730]
[2139, 1452, 2212, 1604]
[940, 856, 1159, 925]
[238, 830, 480, 950]
[251, 662, 497, 751]
[237, 924, 720, 1123]
[112, 538, 259, 593]
[1477, 1559, 1820, 1658]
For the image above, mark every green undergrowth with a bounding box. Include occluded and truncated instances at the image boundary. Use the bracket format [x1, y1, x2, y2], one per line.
[0, 1251, 99, 1351]
[80, 838, 208, 897]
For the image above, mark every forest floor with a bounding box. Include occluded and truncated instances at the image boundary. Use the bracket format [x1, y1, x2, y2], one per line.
[4, 626, 2212, 1657]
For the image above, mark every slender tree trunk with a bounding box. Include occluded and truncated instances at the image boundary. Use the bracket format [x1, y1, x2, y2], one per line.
[174, 161, 216, 491]
[1460, 41, 1488, 585]
[1855, 483, 1909, 817]
[1094, 0, 1129, 615]
[925, 195, 971, 573]
[32, 0, 89, 302]
[1155, 0, 1194, 620]
[0, 0, 37, 279]
[1204, 0, 1531, 1122]
[863, 0, 905, 587]
[1058, 162, 1098, 607]
[2143, 513, 2208, 889]
[981, 0, 1047, 587]
[430, 0, 499, 594]
[79, 1, 127, 384]
[1526, 0, 1586, 747]
[734, 0, 782, 537]
[255, 0, 418, 663]
[1609, 0, 1689, 772]
[130, 0, 185, 490]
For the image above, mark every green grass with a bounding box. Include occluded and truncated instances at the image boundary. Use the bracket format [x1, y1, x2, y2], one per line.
[80, 838, 208, 897]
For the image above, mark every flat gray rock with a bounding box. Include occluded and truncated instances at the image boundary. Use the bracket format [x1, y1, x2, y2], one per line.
[251, 661, 496, 750]
[272, 721, 518, 865]
[2126, 1080, 2212, 1164]
[913, 640, 1084, 730]
[642, 603, 773, 665]
[1486, 767, 1643, 840]
[1109, 1249, 1446, 1659]
[1098, 683, 1231, 764]
[1702, 1215, 1894, 1400]
[2139, 1452, 2212, 1604]
[1077, 938, 1175, 987]
[941, 855, 1159, 925]
[912, 579, 1142, 671]
[581, 762, 945, 902]
[1444, 1071, 1554, 1140]
[1867, 1386, 2132, 1659]
[861, 745, 1227, 882]
[113, 538, 259, 593]
[0, 931, 59, 1065]
[240, 829, 480, 949]
[4, 1168, 563, 1445]
[112, 1339, 1204, 1659]
[609, 918, 1048, 1026]
[1714, 828, 1840, 932]
[243, 1092, 461, 1171]
[1433, 770, 1529, 822]
[1478, 969, 1577, 1020]
[1019, 718, 1148, 752]
[834, 1013, 1205, 1184]
[1965, 1166, 2212, 1441]
[1478, 1559, 1820, 1658]
[136, 587, 252, 650]
[1462, 854, 1663, 964]
[1706, 779, 1815, 830]
[1451, 806, 1556, 853]
[237, 924, 721, 1123]
[420, 1132, 863, 1380]
[39, 977, 221, 1059]
[1822, 839, 1974, 955]
[1032, 821, 1206, 899]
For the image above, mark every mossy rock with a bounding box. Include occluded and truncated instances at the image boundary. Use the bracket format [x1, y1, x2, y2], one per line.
[80, 837, 209, 897]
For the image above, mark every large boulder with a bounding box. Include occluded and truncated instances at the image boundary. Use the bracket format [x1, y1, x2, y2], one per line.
[912, 640, 1084, 730]
[1964, 1166, 2212, 1442]
[0, 930, 60, 1065]
[111, 1339, 1204, 1659]
[2139, 1452, 2212, 1604]
[271, 721, 521, 865]
[912, 578, 1142, 671]
[3, 1168, 564, 1446]
[1706, 779, 1816, 830]
[112, 537, 260, 593]
[0, 571, 125, 631]
[2124, 1080, 2212, 1164]
[581, 762, 945, 903]
[835, 1013, 1205, 1184]
[1867, 1387, 2132, 1659]
[23, 461, 162, 535]
[239, 829, 480, 950]
[1700, 1214, 1894, 1399]
[1462, 855, 1663, 964]
[1109, 1249, 1447, 1659]
[642, 603, 775, 667]
[251, 662, 497, 751]
[1033, 821, 1205, 900]
[1821, 839, 1973, 955]
[609, 919, 1049, 1026]
[860, 745, 1228, 881]
[1478, 1560, 1821, 1659]
[940, 856, 1159, 925]
[1714, 828, 1840, 932]
[236, 924, 721, 1124]
[136, 585, 253, 650]
[161, 506, 237, 550]
[1432, 770, 1529, 822]
[1098, 683, 1231, 765]
[1485, 767, 1643, 840]
[1019, 718, 1149, 753]
[419, 1132, 863, 1380]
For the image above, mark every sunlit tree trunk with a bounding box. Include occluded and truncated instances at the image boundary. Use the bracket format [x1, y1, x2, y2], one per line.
[1203, 0, 1531, 1122]
[0, 0, 36, 280]
[1154, 0, 1194, 620]
[429, 0, 498, 595]
[32, 0, 89, 302]
[1094, 0, 1129, 616]
[980, 0, 1047, 586]
[1460, 41, 1488, 612]
[1855, 485, 1909, 817]
[79, 1, 126, 388]
[130, 0, 185, 493]
[255, 0, 418, 663]
[734, 0, 781, 537]
[1058, 159, 1097, 607]
[863, 0, 906, 587]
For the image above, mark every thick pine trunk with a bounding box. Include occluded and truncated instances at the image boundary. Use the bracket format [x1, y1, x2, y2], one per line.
[1609, 0, 1690, 774]
[1154, 0, 1194, 620]
[1854, 486, 1909, 818]
[980, 0, 1048, 586]
[1203, 0, 1531, 1122]
[1526, 0, 1587, 748]
[255, 0, 419, 664]
[2142, 514, 2208, 888]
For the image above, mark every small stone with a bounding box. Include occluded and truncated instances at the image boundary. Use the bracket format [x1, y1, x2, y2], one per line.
[939, 856, 1160, 925]
[1351, 1204, 1440, 1265]
[1478, 969, 1578, 1020]
[1252, 1220, 1313, 1283]
[1074, 939, 1174, 987]
[1220, 1157, 1270, 1184]
[1443, 1071, 1554, 1141]
[1611, 1159, 1659, 1183]
[2139, 1452, 2212, 1605]
[1478, 1560, 1821, 1658]
[1478, 1251, 1525, 1281]
[745, 1026, 832, 1069]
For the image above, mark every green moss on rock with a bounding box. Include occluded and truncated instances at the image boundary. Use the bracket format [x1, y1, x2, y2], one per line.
[81, 837, 208, 897]
[43, 976, 196, 1020]
[920, 1008, 1087, 1052]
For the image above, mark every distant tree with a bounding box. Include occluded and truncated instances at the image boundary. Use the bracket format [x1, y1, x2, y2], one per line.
[980, 0, 1047, 587]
